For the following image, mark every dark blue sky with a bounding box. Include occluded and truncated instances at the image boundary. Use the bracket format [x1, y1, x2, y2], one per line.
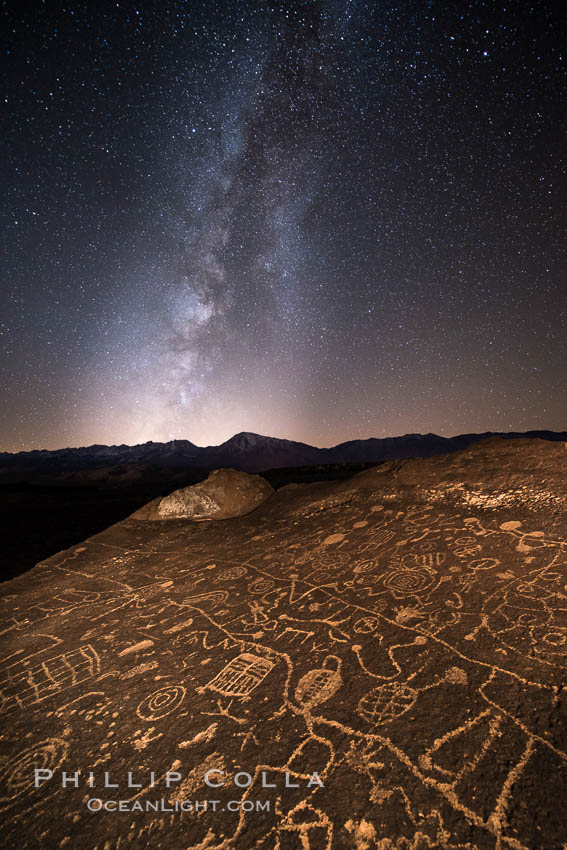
[1, 0, 565, 450]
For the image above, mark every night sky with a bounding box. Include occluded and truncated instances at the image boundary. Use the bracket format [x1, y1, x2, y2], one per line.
[1, 0, 565, 452]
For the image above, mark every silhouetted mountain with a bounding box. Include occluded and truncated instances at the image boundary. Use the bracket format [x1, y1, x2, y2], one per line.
[0, 430, 565, 482]
[200, 431, 322, 471]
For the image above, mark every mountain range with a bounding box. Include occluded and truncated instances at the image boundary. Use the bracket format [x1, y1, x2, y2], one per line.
[1, 429, 566, 480]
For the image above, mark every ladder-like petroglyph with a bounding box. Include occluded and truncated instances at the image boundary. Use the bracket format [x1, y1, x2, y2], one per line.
[0, 644, 100, 716]
[199, 653, 275, 699]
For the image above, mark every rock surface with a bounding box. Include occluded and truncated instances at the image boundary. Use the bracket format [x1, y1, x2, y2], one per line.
[130, 468, 275, 520]
[0, 437, 565, 849]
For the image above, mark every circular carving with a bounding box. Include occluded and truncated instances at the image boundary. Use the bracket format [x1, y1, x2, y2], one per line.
[354, 616, 380, 634]
[217, 566, 247, 581]
[358, 682, 417, 725]
[317, 552, 351, 568]
[518, 612, 540, 625]
[0, 738, 69, 810]
[470, 558, 499, 571]
[382, 569, 433, 595]
[250, 577, 275, 594]
[136, 685, 186, 721]
[295, 659, 342, 708]
[353, 560, 378, 575]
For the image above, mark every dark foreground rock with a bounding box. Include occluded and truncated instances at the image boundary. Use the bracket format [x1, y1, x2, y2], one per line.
[0, 438, 565, 849]
[131, 468, 274, 521]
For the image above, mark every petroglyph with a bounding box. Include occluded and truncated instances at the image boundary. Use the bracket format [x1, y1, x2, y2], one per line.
[295, 656, 342, 708]
[0, 643, 100, 716]
[0, 439, 565, 848]
[0, 738, 68, 812]
[199, 652, 275, 698]
[136, 685, 187, 721]
[357, 682, 418, 725]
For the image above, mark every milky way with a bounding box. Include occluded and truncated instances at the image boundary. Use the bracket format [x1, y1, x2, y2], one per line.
[1, 1, 565, 451]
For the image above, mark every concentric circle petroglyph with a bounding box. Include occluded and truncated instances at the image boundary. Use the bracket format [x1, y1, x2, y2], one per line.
[249, 577, 275, 593]
[0, 738, 69, 811]
[136, 685, 186, 721]
[216, 565, 248, 581]
[353, 559, 378, 574]
[382, 569, 434, 595]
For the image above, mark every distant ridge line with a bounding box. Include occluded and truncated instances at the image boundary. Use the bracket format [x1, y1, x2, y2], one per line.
[0, 430, 565, 475]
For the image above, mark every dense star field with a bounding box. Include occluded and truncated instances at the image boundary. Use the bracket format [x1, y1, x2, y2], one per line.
[1, 0, 565, 451]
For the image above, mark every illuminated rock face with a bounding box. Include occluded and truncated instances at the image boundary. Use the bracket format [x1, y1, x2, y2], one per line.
[0, 438, 566, 849]
[131, 468, 274, 520]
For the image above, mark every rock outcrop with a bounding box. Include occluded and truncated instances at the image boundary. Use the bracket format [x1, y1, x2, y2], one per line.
[0, 438, 565, 849]
[130, 467, 274, 520]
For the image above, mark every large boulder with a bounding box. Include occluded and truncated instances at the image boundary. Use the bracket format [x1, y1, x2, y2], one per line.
[131, 467, 274, 521]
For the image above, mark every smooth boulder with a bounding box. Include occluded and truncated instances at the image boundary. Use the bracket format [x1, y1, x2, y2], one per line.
[131, 467, 274, 521]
